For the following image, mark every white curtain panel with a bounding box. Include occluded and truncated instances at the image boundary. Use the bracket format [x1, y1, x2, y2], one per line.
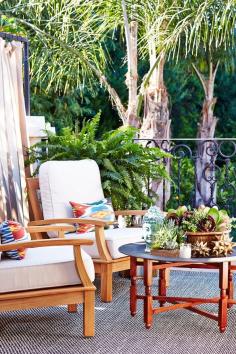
[0, 38, 29, 225]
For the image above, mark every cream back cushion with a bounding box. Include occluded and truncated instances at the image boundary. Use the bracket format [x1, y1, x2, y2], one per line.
[39, 160, 104, 220]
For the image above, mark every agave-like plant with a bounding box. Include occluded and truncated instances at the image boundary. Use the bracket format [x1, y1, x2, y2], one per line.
[151, 219, 185, 250]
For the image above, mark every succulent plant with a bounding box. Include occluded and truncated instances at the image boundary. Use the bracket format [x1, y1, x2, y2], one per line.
[166, 206, 188, 226]
[144, 205, 236, 257]
[208, 207, 232, 232]
[198, 215, 215, 232]
[166, 205, 233, 233]
[151, 220, 184, 250]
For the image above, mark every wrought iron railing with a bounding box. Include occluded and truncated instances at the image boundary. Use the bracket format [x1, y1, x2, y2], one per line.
[136, 138, 236, 217]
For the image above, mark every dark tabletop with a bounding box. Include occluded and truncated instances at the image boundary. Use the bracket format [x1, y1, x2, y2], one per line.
[119, 242, 236, 263]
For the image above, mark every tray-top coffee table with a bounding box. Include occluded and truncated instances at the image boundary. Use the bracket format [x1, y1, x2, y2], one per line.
[119, 242, 236, 332]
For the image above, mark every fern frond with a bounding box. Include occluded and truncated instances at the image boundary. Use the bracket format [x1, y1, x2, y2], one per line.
[27, 114, 170, 209]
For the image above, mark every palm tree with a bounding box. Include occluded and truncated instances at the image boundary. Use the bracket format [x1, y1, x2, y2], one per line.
[136, 1, 172, 143]
[2, 1, 235, 133]
[0, 0, 129, 122]
[0, 1, 173, 134]
[150, 0, 236, 205]
[2, 0, 235, 206]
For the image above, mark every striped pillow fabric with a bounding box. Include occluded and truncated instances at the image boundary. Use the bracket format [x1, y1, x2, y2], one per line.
[0, 220, 29, 260]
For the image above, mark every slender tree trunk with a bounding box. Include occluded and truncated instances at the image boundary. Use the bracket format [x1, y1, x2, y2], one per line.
[140, 52, 170, 141]
[121, 0, 139, 127]
[140, 43, 171, 208]
[125, 21, 139, 127]
[194, 61, 219, 206]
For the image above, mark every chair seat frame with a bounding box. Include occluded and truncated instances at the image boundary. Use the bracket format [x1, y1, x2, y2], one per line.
[27, 177, 146, 302]
[0, 230, 95, 337]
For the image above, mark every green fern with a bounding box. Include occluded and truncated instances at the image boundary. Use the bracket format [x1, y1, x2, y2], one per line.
[27, 114, 170, 209]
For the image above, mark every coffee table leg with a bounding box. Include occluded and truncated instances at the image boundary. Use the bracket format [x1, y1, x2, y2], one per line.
[227, 262, 234, 309]
[144, 259, 153, 329]
[159, 268, 167, 307]
[219, 262, 229, 333]
[130, 256, 137, 316]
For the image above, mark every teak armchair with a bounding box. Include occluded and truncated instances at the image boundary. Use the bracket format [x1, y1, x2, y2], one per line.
[0, 225, 95, 337]
[26, 159, 146, 302]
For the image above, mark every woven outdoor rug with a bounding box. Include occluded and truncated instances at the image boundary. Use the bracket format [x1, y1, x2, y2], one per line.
[1, 271, 236, 354]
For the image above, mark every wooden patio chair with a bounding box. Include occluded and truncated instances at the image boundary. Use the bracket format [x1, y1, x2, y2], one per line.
[26, 159, 146, 302]
[0, 225, 96, 337]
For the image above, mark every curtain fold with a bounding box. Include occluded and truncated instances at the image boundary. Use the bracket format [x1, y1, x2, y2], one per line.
[0, 38, 29, 225]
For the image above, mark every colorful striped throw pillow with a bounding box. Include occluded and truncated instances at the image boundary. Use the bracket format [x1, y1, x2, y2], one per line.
[0, 220, 29, 260]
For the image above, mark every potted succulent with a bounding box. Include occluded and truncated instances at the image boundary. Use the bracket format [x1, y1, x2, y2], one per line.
[166, 205, 236, 257]
[150, 219, 185, 254]
[142, 206, 185, 253]
[142, 205, 236, 257]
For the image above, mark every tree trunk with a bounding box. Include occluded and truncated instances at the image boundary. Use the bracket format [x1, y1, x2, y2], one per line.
[140, 44, 171, 209]
[194, 62, 219, 206]
[125, 21, 139, 127]
[121, 0, 139, 127]
[140, 50, 170, 141]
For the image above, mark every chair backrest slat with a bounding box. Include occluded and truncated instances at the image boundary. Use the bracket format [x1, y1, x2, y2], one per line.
[26, 177, 43, 221]
[26, 177, 46, 239]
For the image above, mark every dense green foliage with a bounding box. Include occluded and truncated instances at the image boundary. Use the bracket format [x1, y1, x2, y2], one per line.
[30, 58, 236, 139]
[1, 3, 236, 138]
[215, 71, 236, 138]
[1, 2, 236, 217]
[31, 83, 120, 134]
[27, 114, 169, 209]
[0, 14, 25, 35]
[30, 32, 126, 134]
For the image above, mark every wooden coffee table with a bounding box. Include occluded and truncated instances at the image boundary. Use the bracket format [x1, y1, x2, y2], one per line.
[119, 242, 236, 332]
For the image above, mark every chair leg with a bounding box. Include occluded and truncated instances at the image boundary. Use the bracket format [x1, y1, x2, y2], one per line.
[100, 263, 113, 302]
[68, 304, 77, 313]
[83, 290, 95, 337]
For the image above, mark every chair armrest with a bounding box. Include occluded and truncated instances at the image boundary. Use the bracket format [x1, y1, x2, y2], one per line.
[26, 225, 76, 233]
[0, 238, 93, 252]
[29, 218, 113, 228]
[28, 219, 113, 262]
[114, 210, 148, 216]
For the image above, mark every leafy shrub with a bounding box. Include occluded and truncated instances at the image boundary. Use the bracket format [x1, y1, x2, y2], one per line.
[216, 163, 236, 216]
[27, 113, 169, 209]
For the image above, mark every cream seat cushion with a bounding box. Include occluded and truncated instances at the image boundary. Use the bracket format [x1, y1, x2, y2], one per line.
[65, 227, 143, 259]
[0, 246, 95, 293]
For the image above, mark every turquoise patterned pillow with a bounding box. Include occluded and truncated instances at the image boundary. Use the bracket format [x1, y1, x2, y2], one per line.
[70, 199, 115, 233]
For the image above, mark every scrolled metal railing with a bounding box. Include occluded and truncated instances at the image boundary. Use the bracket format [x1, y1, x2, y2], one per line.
[136, 138, 236, 217]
